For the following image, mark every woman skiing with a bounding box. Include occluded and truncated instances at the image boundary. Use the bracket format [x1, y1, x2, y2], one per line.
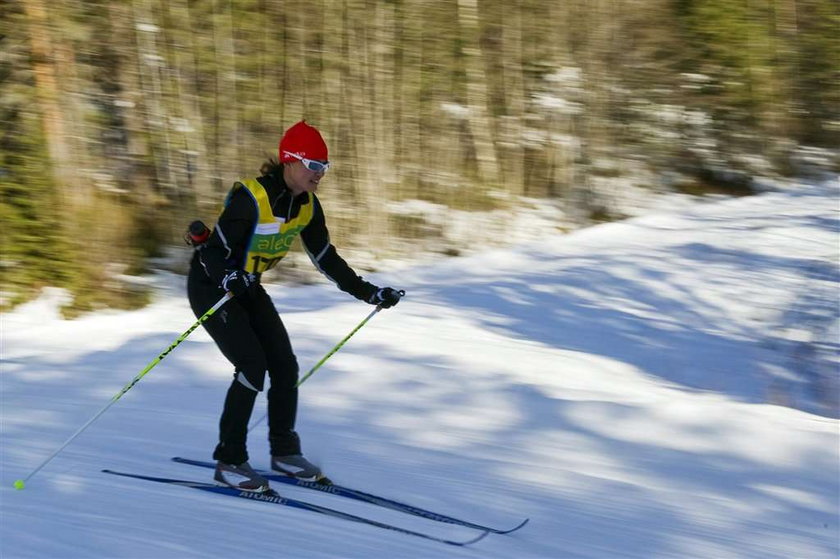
[187, 120, 402, 491]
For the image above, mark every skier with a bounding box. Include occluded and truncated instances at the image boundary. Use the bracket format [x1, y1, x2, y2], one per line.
[187, 120, 402, 492]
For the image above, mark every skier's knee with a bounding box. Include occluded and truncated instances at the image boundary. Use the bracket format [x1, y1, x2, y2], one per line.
[235, 369, 265, 392]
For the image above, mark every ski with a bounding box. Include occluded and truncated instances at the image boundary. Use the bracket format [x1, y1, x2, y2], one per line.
[172, 456, 528, 534]
[102, 469, 488, 547]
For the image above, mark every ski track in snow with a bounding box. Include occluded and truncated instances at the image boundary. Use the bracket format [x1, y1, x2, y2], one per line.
[1, 179, 838, 558]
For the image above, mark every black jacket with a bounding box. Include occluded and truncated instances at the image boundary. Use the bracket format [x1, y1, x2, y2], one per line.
[190, 172, 377, 302]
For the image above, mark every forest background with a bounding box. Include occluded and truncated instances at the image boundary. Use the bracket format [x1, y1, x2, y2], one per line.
[1, 0, 838, 316]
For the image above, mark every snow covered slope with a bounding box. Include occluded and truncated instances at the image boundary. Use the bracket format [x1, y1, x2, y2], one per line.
[2, 180, 838, 558]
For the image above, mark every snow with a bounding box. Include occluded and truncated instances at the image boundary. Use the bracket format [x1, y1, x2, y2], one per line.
[2, 179, 839, 558]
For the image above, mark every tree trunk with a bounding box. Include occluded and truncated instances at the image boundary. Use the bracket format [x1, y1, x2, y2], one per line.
[456, 0, 500, 187]
[500, 0, 526, 195]
[21, 0, 79, 203]
[164, 0, 214, 209]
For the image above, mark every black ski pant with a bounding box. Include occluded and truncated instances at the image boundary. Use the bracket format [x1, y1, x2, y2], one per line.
[188, 271, 302, 464]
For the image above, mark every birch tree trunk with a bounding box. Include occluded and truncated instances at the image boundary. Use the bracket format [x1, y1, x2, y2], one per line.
[165, 0, 214, 209]
[132, 0, 180, 195]
[210, 0, 239, 188]
[393, 0, 423, 200]
[346, 0, 381, 241]
[455, 0, 500, 187]
[279, 0, 306, 124]
[107, 0, 154, 194]
[373, 1, 397, 189]
[500, 0, 526, 195]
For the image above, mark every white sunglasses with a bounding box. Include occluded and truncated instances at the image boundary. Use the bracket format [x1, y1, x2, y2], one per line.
[284, 151, 330, 173]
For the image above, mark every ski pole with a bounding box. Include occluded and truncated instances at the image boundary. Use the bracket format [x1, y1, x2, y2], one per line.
[249, 291, 403, 431]
[297, 289, 405, 387]
[295, 305, 383, 387]
[13, 292, 232, 490]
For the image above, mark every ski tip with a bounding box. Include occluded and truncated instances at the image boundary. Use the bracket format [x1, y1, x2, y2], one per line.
[458, 530, 491, 546]
[495, 517, 530, 534]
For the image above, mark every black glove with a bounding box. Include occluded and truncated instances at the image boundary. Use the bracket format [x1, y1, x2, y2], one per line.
[368, 287, 403, 309]
[221, 270, 256, 297]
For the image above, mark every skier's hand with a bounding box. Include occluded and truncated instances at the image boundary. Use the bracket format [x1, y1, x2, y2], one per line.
[368, 287, 404, 309]
[221, 270, 256, 297]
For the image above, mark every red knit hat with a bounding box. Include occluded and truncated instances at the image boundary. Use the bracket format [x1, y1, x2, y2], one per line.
[279, 120, 328, 162]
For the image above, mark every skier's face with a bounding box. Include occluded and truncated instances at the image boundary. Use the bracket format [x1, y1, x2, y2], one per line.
[284, 161, 325, 196]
